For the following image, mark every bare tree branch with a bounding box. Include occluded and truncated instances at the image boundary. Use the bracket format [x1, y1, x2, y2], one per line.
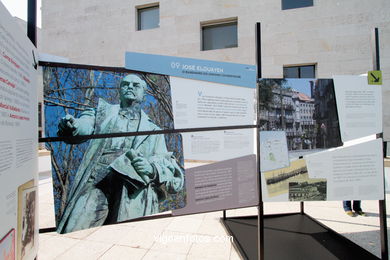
[46, 142, 65, 192]
[44, 99, 86, 111]
[45, 96, 95, 108]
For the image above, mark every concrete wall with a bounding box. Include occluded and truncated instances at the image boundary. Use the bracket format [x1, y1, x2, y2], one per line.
[40, 0, 390, 138]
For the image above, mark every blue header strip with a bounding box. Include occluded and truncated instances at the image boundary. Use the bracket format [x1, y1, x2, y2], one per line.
[125, 52, 256, 88]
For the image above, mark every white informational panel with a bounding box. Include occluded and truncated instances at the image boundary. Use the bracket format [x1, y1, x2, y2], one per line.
[171, 77, 255, 128]
[306, 138, 384, 201]
[171, 76, 256, 161]
[260, 131, 289, 172]
[181, 129, 255, 161]
[0, 3, 38, 260]
[333, 75, 382, 142]
[262, 139, 384, 202]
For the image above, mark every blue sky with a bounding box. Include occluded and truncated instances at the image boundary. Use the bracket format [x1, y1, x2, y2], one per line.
[283, 78, 314, 97]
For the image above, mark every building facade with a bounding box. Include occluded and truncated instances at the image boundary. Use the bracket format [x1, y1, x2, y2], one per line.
[40, 0, 390, 137]
[41, 1, 389, 76]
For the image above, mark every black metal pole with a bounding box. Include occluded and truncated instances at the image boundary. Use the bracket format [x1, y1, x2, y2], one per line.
[256, 23, 262, 80]
[256, 22, 264, 260]
[27, 0, 37, 47]
[373, 27, 389, 260]
[223, 210, 226, 220]
[300, 201, 304, 214]
[374, 28, 380, 71]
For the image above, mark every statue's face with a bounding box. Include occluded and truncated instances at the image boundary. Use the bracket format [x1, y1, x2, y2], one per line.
[119, 74, 146, 104]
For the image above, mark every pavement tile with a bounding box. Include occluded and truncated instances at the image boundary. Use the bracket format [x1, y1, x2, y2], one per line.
[203, 211, 225, 220]
[116, 226, 163, 249]
[99, 245, 147, 260]
[121, 217, 173, 231]
[150, 230, 193, 255]
[186, 256, 220, 260]
[37, 235, 79, 260]
[165, 216, 203, 233]
[173, 213, 205, 220]
[141, 249, 187, 260]
[38, 204, 56, 229]
[228, 207, 258, 217]
[63, 226, 101, 239]
[264, 202, 300, 215]
[196, 219, 229, 236]
[187, 235, 232, 260]
[55, 240, 112, 260]
[39, 233, 54, 244]
[84, 224, 134, 244]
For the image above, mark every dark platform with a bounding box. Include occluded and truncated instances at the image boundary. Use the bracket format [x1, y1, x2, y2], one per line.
[221, 213, 379, 260]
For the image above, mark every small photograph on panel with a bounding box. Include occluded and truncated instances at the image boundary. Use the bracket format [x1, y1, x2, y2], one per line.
[288, 178, 327, 201]
[258, 78, 342, 159]
[0, 229, 15, 260]
[17, 180, 36, 260]
[264, 158, 308, 197]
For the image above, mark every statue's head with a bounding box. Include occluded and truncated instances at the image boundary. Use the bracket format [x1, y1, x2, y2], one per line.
[119, 74, 147, 106]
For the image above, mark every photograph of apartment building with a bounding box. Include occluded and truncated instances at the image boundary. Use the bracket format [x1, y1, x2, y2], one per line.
[259, 78, 342, 155]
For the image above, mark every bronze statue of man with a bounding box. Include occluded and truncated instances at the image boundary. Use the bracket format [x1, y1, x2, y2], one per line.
[56, 74, 184, 233]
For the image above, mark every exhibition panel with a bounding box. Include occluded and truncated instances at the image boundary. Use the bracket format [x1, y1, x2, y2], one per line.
[41, 54, 258, 234]
[0, 3, 39, 259]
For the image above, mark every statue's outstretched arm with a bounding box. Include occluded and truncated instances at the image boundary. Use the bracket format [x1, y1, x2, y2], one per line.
[58, 108, 96, 143]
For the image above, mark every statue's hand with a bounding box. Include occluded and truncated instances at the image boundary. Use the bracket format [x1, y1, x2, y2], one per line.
[131, 153, 154, 178]
[58, 114, 79, 136]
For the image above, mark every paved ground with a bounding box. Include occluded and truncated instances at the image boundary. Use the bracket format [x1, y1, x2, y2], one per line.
[38, 160, 390, 259]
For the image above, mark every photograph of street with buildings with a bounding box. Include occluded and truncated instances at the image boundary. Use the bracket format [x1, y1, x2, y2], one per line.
[259, 78, 342, 159]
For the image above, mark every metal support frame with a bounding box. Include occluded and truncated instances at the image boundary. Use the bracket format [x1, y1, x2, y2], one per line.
[27, 0, 37, 47]
[256, 22, 265, 260]
[373, 27, 389, 260]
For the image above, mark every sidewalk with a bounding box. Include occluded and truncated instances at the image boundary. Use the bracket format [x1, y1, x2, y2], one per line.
[38, 175, 390, 260]
[37, 154, 390, 259]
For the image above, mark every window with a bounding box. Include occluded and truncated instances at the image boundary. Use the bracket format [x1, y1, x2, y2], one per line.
[282, 0, 313, 10]
[283, 65, 315, 78]
[202, 20, 238, 51]
[137, 4, 159, 30]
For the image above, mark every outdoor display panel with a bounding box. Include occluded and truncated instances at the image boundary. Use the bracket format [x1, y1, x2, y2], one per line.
[42, 53, 258, 233]
[259, 76, 385, 203]
[261, 138, 384, 202]
[126, 52, 257, 162]
[258, 78, 344, 202]
[43, 65, 186, 233]
[0, 2, 39, 259]
[126, 52, 259, 215]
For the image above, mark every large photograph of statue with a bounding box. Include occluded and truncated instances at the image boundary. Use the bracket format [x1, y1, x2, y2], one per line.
[259, 78, 342, 159]
[43, 65, 185, 233]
